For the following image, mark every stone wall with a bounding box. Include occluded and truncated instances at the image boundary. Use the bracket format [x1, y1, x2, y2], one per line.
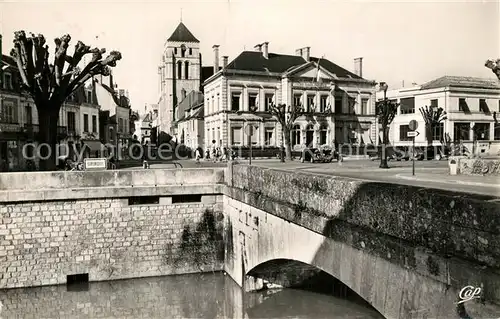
[458, 157, 500, 175]
[0, 168, 226, 289]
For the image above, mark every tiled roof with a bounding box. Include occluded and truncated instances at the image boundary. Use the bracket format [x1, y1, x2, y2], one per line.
[179, 104, 204, 122]
[167, 22, 199, 43]
[420, 76, 500, 90]
[225, 51, 364, 79]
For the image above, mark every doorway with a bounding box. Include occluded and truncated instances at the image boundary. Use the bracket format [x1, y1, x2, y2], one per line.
[306, 125, 314, 147]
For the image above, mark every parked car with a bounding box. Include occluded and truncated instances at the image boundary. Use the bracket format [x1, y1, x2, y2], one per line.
[300, 146, 342, 163]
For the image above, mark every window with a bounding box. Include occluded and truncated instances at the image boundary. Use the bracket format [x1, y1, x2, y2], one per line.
[475, 123, 490, 140]
[400, 97, 415, 114]
[305, 95, 314, 112]
[3, 73, 12, 90]
[430, 99, 438, 108]
[1, 100, 16, 123]
[67, 111, 76, 133]
[87, 91, 92, 104]
[361, 99, 368, 115]
[177, 61, 182, 79]
[432, 123, 444, 141]
[479, 99, 489, 113]
[399, 125, 411, 141]
[494, 123, 500, 140]
[181, 46, 185, 57]
[92, 115, 97, 133]
[293, 94, 302, 108]
[248, 94, 258, 111]
[118, 118, 123, 133]
[174, 47, 178, 55]
[453, 122, 470, 141]
[265, 128, 274, 146]
[26, 105, 32, 124]
[334, 96, 343, 114]
[498, 100, 500, 112]
[189, 48, 192, 55]
[291, 124, 301, 147]
[319, 125, 328, 145]
[320, 96, 328, 112]
[231, 93, 240, 111]
[231, 127, 242, 145]
[217, 95, 220, 112]
[265, 94, 274, 111]
[458, 98, 469, 112]
[83, 114, 89, 132]
[184, 61, 189, 79]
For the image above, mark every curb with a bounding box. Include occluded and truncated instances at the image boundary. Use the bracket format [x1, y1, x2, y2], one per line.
[395, 174, 500, 188]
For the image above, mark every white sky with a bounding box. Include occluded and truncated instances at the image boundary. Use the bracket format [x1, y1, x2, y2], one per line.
[1, 0, 499, 113]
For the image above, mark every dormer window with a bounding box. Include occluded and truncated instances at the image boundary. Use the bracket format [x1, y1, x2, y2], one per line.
[3, 73, 12, 90]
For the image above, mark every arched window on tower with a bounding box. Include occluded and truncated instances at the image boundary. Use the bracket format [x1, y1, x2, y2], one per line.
[181, 44, 186, 57]
[177, 61, 182, 79]
[184, 61, 189, 79]
[189, 48, 192, 55]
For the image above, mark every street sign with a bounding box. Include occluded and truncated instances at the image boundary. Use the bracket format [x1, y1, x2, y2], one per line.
[409, 120, 419, 131]
[407, 131, 420, 137]
[244, 124, 255, 136]
[84, 158, 107, 170]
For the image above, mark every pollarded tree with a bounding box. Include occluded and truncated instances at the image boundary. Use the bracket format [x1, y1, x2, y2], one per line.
[11, 31, 122, 170]
[268, 103, 302, 161]
[485, 59, 500, 80]
[419, 105, 447, 149]
[376, 86, 399, 169]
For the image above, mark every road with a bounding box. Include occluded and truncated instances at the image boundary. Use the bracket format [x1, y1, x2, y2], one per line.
[122, 158, 500, 197]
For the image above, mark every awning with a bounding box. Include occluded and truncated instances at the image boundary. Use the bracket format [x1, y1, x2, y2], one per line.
[82, 140, 104, 152]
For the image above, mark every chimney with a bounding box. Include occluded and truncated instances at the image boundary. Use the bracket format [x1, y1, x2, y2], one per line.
[254, 44, 262, 52]
[222, 56, 229, 69]
[262, 42, 269, 59]
[295, 48, 303, 56]
[303, 47, 310, 62]
[354, 57, 363, 77]
[213, 45, 220, 73]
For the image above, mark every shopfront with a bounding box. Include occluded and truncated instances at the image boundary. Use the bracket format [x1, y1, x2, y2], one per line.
[0, 123, 24, 172]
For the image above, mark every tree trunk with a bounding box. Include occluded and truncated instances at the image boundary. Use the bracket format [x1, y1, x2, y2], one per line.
[37, 107, 60, 171]
[283, 127, 292, 161]
[379, 126, 389, 169]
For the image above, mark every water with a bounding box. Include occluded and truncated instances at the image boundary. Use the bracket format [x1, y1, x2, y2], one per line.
[0, 273, 383, 319]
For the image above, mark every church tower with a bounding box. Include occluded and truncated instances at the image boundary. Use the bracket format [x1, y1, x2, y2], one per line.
[158, 22, 201, 137]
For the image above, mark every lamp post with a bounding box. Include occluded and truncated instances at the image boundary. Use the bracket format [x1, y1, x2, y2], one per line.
[379, 82, 390, 169]
[237, 106, 257, 165]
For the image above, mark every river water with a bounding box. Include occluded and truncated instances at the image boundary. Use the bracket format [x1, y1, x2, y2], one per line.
[0, 272, 383, 318]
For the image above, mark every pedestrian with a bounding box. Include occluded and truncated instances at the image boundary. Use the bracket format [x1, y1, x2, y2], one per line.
[195, 148, 201, 163]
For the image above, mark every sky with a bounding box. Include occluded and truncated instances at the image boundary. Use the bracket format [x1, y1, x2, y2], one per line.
[1, 0, 499, 114]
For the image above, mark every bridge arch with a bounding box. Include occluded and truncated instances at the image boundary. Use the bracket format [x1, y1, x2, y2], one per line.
[245, 258, 384, 317]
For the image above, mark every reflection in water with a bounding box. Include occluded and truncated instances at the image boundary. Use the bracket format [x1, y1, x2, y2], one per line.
[0, 272, 382, 319]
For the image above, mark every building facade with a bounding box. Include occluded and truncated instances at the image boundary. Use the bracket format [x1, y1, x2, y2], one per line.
[378, 76, 500, 156]
[175, 91, 205, 149]
[203, 44, 378, 150]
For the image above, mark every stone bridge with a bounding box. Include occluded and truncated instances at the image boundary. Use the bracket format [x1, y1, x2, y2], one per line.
[0, 165, 499, 319]
[223, 164, 500, 319]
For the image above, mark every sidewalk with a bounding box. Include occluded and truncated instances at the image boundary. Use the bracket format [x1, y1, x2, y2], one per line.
[395, 172, 500, 187]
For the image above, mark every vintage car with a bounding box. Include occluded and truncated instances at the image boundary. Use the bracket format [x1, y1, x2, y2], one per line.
[300, 146, 343, 163]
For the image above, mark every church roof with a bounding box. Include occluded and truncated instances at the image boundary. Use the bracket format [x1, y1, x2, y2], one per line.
[167, 22, 199, 43]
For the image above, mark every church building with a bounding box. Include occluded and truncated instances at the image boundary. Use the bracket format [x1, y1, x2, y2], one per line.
[157, 21, 219, 143]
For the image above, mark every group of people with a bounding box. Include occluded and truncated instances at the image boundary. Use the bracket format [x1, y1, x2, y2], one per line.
[194, 140, 235, 163]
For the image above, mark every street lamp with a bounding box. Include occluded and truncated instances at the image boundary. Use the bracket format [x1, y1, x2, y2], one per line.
[237, 106, 258, 165]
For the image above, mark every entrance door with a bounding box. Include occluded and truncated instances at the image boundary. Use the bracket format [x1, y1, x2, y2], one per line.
[306, 125, 314, 147]
[0, 142, 8, 171]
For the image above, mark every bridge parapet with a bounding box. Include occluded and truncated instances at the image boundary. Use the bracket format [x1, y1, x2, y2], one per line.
[225, 164, 500, 311]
